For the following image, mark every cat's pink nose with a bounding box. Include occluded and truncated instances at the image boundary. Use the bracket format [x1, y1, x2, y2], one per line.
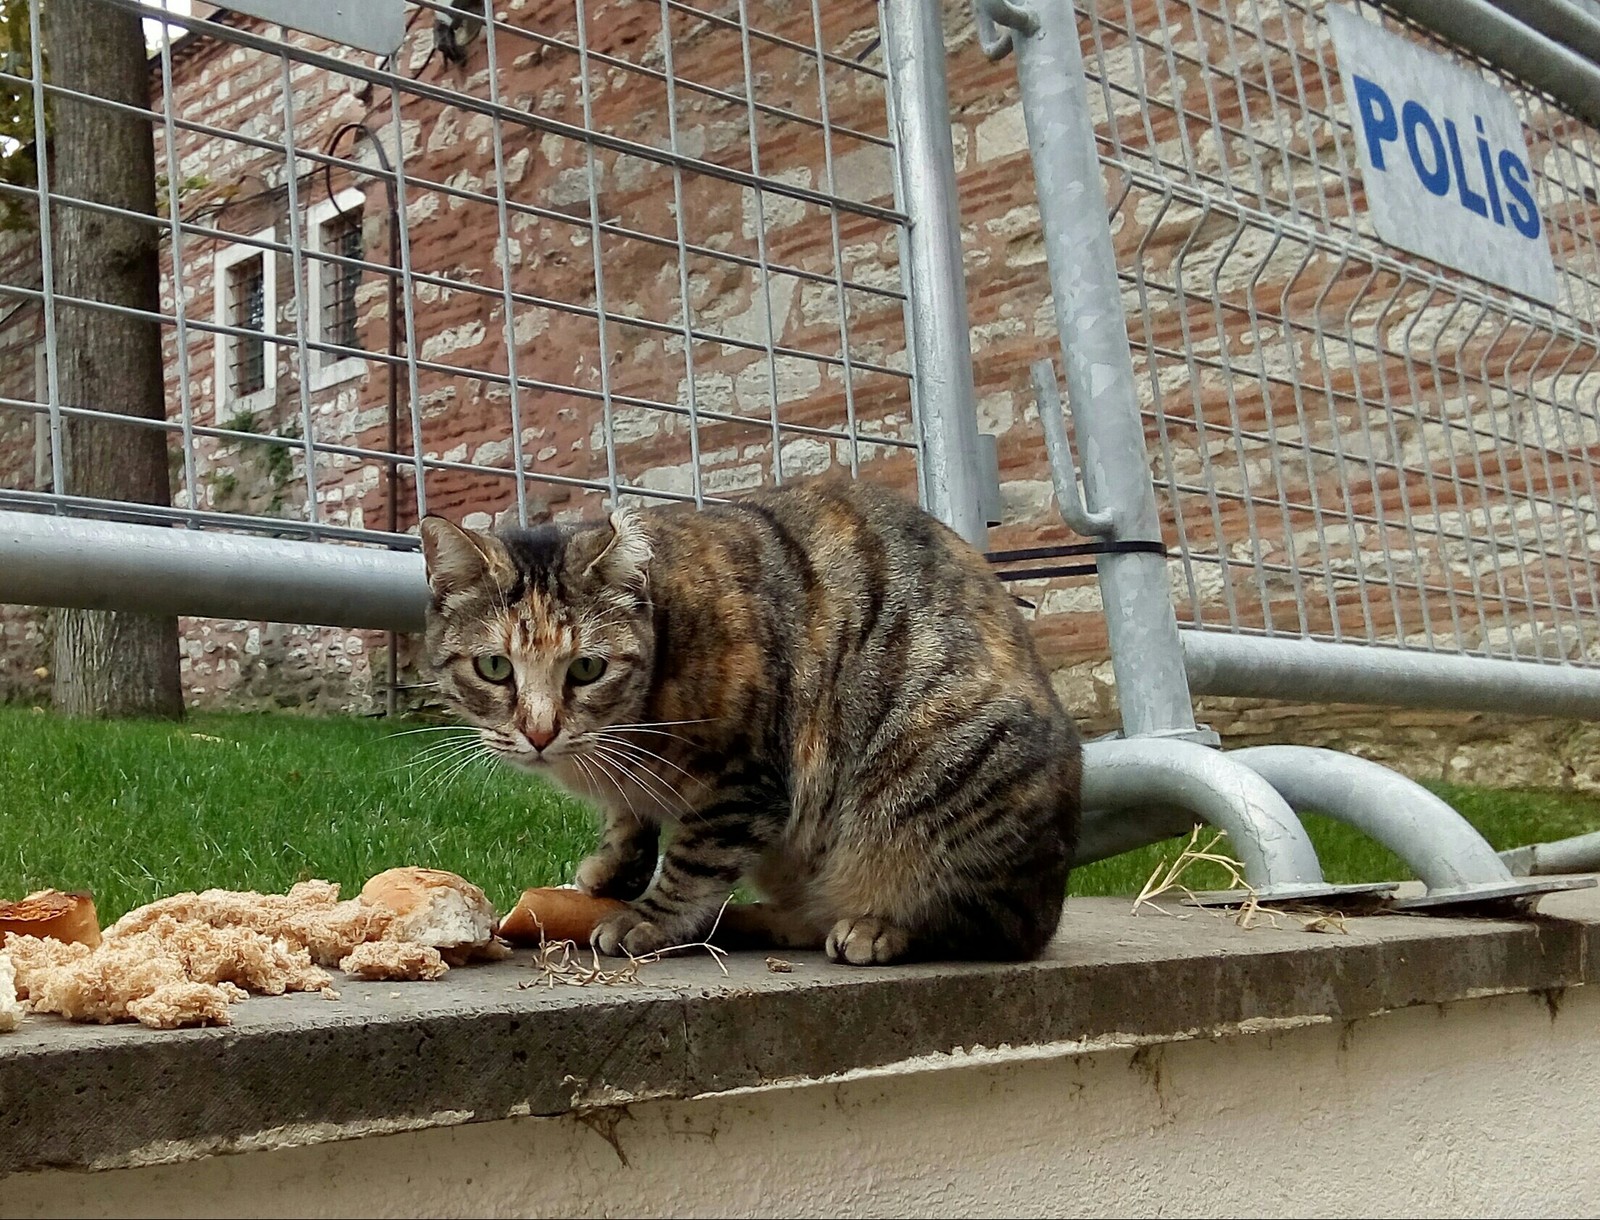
[526, 721, 560, 752]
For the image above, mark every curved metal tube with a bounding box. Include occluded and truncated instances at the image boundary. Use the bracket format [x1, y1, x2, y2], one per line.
[1079, 739, 1325, 893]
[1227, 746, 1514, 893]
[973, 0, 1039, 59]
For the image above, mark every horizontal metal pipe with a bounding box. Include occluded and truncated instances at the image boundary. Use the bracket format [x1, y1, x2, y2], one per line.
[0, 512, 428, 632]
[1386, 0, 1600, 129]
[1485, 0, 1600, 65]
[1181, 632, 1600, 720]
[1500, 829, 1600, 876]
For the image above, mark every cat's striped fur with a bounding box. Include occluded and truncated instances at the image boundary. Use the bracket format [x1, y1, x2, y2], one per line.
[419, 477, 1081, 964]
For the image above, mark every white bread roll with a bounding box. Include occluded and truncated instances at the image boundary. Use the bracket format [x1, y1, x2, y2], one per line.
[358, 868, 496, 950]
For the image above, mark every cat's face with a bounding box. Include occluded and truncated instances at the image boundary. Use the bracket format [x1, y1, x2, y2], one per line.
[418, 510, 655, 775]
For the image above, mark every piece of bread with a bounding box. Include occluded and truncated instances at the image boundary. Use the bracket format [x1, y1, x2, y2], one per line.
[338, 941, 448, 982]
[0, 953, 21, 1033]
[125, 981, 240, 1030]
[0, 890, 101, 948]
[496, 887, 628, 945]
[19, 920, 329, 1027]
[359, 868, 497, 951]
[104, 880, 382, 968]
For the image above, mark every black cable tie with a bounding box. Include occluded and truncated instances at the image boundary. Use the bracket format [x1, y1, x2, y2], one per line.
[987, 539, 1167, 584]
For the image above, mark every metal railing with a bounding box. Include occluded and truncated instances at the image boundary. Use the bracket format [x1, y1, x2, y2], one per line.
[1, 0, 1596, 901]
[0, 0, 983, 620]
[1060, 0, 1600, 710]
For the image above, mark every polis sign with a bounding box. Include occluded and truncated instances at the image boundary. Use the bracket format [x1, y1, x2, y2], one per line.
[1327, 5, 1559, 304]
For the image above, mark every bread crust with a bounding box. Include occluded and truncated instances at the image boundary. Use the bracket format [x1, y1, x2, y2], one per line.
[496, 887, 628, 945]
[0, 890, 101, 948]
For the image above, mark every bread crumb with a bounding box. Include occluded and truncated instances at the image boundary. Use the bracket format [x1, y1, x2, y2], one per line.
[143, 917, 329, 995]
[3, 933, 94, 1000]
[15, 917, 329, 1028]
[339, 941, 449, 981]
[25, 937, 189, 1024]
[126, 981, 236, 1029]
[0, 953, 21, 1032]
[10, 869, 495, 1029]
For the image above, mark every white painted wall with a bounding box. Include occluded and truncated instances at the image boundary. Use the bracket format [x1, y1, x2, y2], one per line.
[7, 986, 1597, 1217]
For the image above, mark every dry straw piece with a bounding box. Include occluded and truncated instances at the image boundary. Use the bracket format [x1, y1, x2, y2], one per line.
[516, 898, 737, 989]
[1131, 826, 1354, 934]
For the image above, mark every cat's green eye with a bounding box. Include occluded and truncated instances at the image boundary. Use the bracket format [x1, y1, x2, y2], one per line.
[567, 656, 607, 685]
[473, 654, 513, 683]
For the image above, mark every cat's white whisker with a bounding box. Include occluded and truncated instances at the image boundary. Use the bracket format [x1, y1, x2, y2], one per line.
[587, 740, 692, 814]
[436, 750, 491, 792]
[404, 736, 480, 760]
[383, 723, 465, 739]
[605, 718, 717, 731]
[591, 732, 707, 792]
[407, 738, 492, 793]
[387, 746, 475, 778]
[582, 748, 641, 821]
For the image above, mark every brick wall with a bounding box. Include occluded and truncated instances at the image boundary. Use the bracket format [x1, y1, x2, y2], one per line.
[1, 2, 1597, 790]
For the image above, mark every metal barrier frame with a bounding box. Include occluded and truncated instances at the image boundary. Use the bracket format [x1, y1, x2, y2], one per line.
[980, 0, 1596, 907]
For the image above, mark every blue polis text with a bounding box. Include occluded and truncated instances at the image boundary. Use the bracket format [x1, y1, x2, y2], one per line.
[1351, 74, 1540, 239]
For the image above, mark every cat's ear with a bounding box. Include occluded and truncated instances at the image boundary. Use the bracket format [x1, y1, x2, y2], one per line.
[578, 506, 652, 591]
[419, 516, 516, 596]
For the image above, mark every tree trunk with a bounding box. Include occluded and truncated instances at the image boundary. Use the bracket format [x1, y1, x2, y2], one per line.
[47, 0, 182, 719]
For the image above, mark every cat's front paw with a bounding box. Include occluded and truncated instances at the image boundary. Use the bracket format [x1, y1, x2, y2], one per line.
[591, 907, 672, 957]
[825, 916, 912, 966]
[576, 850, 656, 901]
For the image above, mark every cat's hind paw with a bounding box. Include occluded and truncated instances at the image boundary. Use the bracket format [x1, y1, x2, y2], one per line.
[824, 917, 912, 966]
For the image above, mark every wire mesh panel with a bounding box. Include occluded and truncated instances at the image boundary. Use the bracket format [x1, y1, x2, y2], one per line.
[0, 0, 918, 555]
[1064, 0, 1600, 669]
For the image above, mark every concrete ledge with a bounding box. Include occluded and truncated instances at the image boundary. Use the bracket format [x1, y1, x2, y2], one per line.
[3, 891, 1598, 1178]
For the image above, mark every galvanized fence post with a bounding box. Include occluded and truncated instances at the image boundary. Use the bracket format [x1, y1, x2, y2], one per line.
[981, 0, 1200, 741]
[882, 0, 989, 550]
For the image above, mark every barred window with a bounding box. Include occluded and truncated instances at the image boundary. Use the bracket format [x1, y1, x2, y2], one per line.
[213, 229, 276, 410]
[319, 207, 362, 359]
[307, 190, 367, 389]
[227, 256, 266, 397]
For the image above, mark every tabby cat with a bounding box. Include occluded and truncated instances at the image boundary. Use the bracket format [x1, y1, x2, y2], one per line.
[419, 477, 1081, 965]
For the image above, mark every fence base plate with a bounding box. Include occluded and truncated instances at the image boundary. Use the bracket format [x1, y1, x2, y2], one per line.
[1183, 881, 1398, 909]
[1390, 874, 1596, 910]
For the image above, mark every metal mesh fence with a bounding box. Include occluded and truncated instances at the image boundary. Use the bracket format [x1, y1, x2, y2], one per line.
[0, 0, 918, 550]
[1071, 0, 1600, 669]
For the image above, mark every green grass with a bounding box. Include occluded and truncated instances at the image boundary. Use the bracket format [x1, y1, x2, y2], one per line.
[0, 707, 595, 922]
[2, 706, 1597, 922]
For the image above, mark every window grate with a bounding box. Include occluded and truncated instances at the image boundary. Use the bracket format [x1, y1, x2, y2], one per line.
[227, 257, 266, 398]
[320, 209, 362, 359]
